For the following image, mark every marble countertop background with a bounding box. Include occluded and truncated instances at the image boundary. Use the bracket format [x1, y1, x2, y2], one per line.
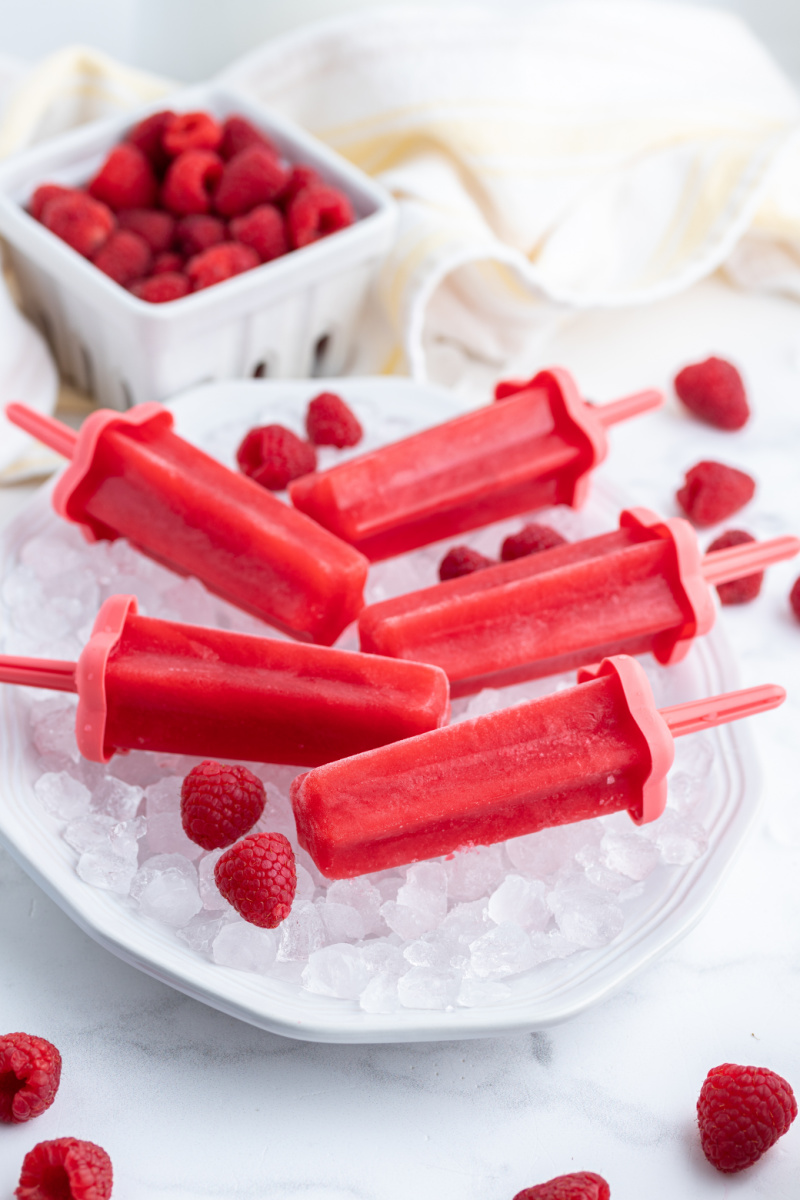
[1, 275, 800, 1198]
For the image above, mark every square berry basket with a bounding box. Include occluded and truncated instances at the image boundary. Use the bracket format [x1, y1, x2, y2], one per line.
[0, 84, 396, 410]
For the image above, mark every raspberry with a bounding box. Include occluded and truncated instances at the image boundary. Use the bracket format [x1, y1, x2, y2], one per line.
[287, 184, 354, 248]
[131, 273, 191, 303]
[88, 143, 157, 211]
[220, 115, 276, 161]
[180, 760, 266, 850]
[214, 831, 296, 928]
[676, 460, 756, 527]
[697, 1062, 797, 1173]
[513, 1172, 610, 1200]
[92, 230, 152, 287]
[163, 111, 222, 157]
[278, 164, 324, 208]
[305, 391, 363, 447]
[16, 1137, 112, 1200]
[674, 356, 750, 430]
[42, 192, 115, 258]
[439, 545, 494, 581]
[501, 523, 568, 561]
[229, 204, 287, 263]
[0, 1033, 61, 1123]
[236, 424, 317, 490]
[126, 109, 175, 171]
[116, 207, 175, 253]
[175, 213, 228, 257]
[161, 149, 223, 216]
[30, 183, 72, 221]
[186, 242, 258, 291]
[214, 144, 288, 217]
[706, 530, 763, 604]
[790, 576, 800, 622]
[151, 251, 184, 275]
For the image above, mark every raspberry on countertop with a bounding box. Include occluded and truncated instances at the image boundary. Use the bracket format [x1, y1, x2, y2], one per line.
[0, 1032, 61, 1123]
[697, 1062, 797, 1173]
[512, 1171, 610, 1200]
[676, 460, 755, 527]
[674, 356, 750, 430]
[16, 1137, 112, 1200]
[706, 530, 764, 605]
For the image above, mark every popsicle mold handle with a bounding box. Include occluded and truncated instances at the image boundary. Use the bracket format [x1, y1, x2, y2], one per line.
[660, 684, 786, 738]
[593, 389, 663, 427]
[702, 536, 800, 585]
[5, 403, 78, 459]
[75, 594, 138, 762]
[0, 655, 77, 692]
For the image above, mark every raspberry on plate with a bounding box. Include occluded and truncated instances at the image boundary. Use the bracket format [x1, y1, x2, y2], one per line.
[186, 242, 258, 291]
[0, 1032, 61, 1123]
[674, 356, 750, 430]
[163, 111, 222, 157]
[305, 391, 363, 447]
[706, 530, 764, 604]
[697, 1062, 797, 1173]
[117, 207, 175, 253]
[214, 144, 289, 217]
[92, 229, 152, 286]
[439, 545, 494, 581]
[501, 522, 567, 561]
[214, 831, 297, 928]
[161, 149, 224, 216]
[180, 760, 266, 851]
[126, 109, 175, 171]
[676, 461, 755, 527]
[236, 423, 317, 490]
[16, 1137, 112, 1200]
[287, 184, 354, 248]
[131, 272, 191, 303]
[175, 213, 228, 257]
[229, 204, 288, 263]
[790, 576, 800, 622]
[41, 192, 115, 258]
[88, 143, 158, 211]
[513, 1171, 610, 1200]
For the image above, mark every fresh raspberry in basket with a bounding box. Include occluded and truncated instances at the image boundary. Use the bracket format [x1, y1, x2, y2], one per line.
[287, 184, 354, 248]
[676, 461, 755, 527]
[117, 207, 175, 253]
[88, 143, 157, 211]
[237, 423, 317, 490]
[501, 522, 567, 561]
[41, 192, 115, 258]
[180, 760, 266, 851]
[126, 109, 175, 171]
[92, 230, 152, 287]
[186, 242, 258, 291]
[214, 831, 296, 928]
[279, 164, 324, 208]
[512, 1172, 610, 1200]
[151, 251, 184, 275]
[674, 356, 750, 430]
[175, 213, 228, 257]
[697, 1062, 797, 1172]
[16, 1137, 113, 1200]
[706, 530, 763, 604]
[163, 111, 222, 157]
[214, 144, 288, 217]
[0, 1032, 61, 1123]
[305, 391, 363, 447]
[229, 204, 288, 263]
[161, 149, 224, 216]
[220, 114, 276, 161]
[790, 576, 800, 622]
[30, 183, 72, 221]
[439, 545, 494, 581]
[131, 273, 191, 303]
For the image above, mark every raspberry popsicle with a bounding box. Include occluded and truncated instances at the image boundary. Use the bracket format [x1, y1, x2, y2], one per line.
[291, 655, 784, 878]
[289, 368, 662, 560]
[359, 508, 800, 696]
[5, 402, 367, 645]
[0, 595, 449, 765]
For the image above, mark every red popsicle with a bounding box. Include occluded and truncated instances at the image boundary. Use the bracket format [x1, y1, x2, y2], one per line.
[288, 368, 662, 560]
[5, 402, 367, 646]
[359, 507, 800, 695]
[290, 655, 784, 878]
[0, 595, 449, 765]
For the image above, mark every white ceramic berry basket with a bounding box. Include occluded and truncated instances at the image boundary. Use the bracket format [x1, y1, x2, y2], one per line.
[0, 377, 763, 1044]
[0, 84, 396, 410]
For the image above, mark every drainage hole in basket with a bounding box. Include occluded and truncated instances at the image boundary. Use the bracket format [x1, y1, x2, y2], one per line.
[252, 360, 269, 378]
[311, 333, 331, 377]
[80, 345, 96, 399]
[119, 380, 135, 410]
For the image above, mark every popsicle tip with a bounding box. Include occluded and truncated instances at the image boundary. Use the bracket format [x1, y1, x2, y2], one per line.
[661, 681, 786, 737]
[594, 388, 664, 427]
[3, 402, 77, 458]
[702, 534, 800, 584]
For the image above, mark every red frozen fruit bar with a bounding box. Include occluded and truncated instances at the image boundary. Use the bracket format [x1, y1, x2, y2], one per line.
[163, 111, 222, 157]
[5, 402, 369, 645]
[674, 356, 750, 430]
[41, 191, 115, 258]
[359, 508, 800, 695]
[214, 144, 288, 217]
[291, 654, 784, 878]
[131, 272, 191, 303]
[0, 595, 449, 766]
[92, 229, 152, 286]
[161, 149, 223, 215]
[117, 207, 176, 253]
[88, 143, 158, 211]
[290, 369, 663, 561]
[676, 460, 755, 526]
[287, 184, 354, 248]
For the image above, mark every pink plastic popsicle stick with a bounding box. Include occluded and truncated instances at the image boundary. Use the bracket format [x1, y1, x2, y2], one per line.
[5, 403, 78, 459]
[0, 655, 77, 692]
[594, 389, 664, 427]
[701, 535, 800, 585]
[660, 683, 785, 738]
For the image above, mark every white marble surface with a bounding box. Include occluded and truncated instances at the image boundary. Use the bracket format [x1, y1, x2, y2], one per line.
[1, 275, 800, 1197]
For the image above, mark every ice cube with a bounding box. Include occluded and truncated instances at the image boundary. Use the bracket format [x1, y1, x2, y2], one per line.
[528, 928, 583, 965]
[403, 929, 460, 971]
[91, 776, 143, 821]
[444, 845, 505, 902]
[178, 913, 229, 956]
[319, 900, 365, 942]
[396, 862, 448, 924]
[160, 577, 218, 627]
[130, 854, 202, 928]
[293, 863, 315, 910]
[29, 697, 79, 766]
[277, 902, 328, 961]
[196, 849, 231, 911]
[34, 771, 92, 820]
[359, 971, 400, 1014]
[440, 899, 493, 943]
[488, 875, 550, 931]
[325, 877, 384, 934]
[302, 944, 374, 999]
[63, 813, 118, 853]
[380, 900, 434, 942]
[667, 770, 710, 814]
[547, 880, 624, 949]
[599, 829, 659, 881]
[77, 849, 138, 894]
[469, 922, 536, 980]
[645, 809, 708, 865]
[145, 775, 183, 815]
[506, 820, 603, 879]
[457, 978, 511, 1007]
[212, 920, 277, 972]
[397, 966, 460, 1010]
[575, 845, 632, 894]
[144, 777, 200, 859]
